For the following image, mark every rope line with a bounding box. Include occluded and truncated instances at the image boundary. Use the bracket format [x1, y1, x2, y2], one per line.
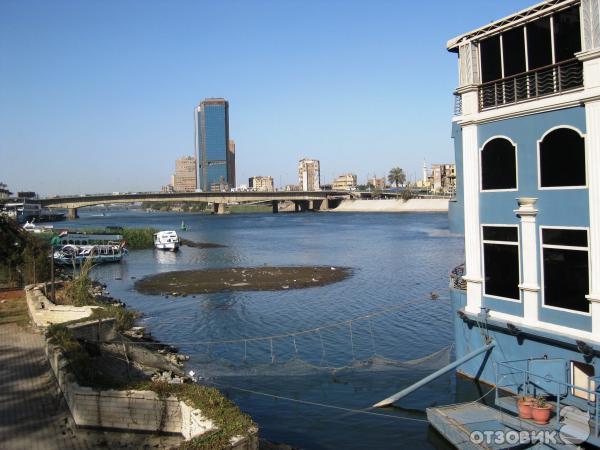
[207, 380, 429, 423]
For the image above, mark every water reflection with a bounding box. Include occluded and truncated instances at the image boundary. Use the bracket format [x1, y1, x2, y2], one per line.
[154, 249, 178, 265]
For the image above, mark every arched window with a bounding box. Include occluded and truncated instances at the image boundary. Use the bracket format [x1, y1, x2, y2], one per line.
[539, 128, 586, 188]
[481, 137, 517, 190]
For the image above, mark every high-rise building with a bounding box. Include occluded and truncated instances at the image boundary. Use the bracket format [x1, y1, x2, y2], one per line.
[248, 176, 274, 192]
[228, 140, 236, 188]
[195, 98, 235, 191]
[173, 156, 197, 192]
[298, 158, 321, 191]
[332, 173, 357, 191]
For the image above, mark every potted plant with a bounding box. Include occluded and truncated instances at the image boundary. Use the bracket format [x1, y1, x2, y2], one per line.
[531, 396, 553, 424]
[517, 395, 534, 419]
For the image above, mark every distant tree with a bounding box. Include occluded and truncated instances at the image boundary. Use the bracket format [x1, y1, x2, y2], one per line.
[387, 167, 406, 188]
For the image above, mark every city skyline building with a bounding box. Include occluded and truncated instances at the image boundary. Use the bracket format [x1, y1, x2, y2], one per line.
[173, 156, 197, 192]
[332, 173, 357, 191]
[298, 158, 321, 191]
[228, 139, 236, 188]
[248, 176, 274, 192]
[428, 163, 456, 194]
[194, 98, 234, 192]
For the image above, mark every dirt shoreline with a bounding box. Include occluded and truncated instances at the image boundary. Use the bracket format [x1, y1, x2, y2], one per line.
[134, 266, 352, 295]
[180, 238, 227, 249]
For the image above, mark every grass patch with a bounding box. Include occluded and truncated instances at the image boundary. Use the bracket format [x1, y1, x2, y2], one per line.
[122, 228, 157, 250]
[60, 258, 137, 332]
[0, 294, 29, 325]
[135, 381, 255, 450]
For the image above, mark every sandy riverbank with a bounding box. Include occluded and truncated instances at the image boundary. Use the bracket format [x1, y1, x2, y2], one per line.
[331, 198, 449, 212]
[135, 266, 351, 295]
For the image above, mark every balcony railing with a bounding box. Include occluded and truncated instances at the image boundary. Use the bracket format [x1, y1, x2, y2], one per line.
[450, 263, 466, 290]
[479, 58, 583, 110]
[496, 359, 600, 441]
[453, 92, 462, 116]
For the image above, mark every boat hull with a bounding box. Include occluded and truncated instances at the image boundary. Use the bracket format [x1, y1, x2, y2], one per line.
[155, 243, 180, 251]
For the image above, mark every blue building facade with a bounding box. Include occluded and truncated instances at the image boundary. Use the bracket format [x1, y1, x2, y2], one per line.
[445, 0, 600, 443]
[195, 98, 234, 191]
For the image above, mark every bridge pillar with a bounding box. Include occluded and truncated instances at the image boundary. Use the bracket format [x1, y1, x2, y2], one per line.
[308, 200, 314, 210]
[319, 198, 329, 211]
[67, 207, 79, 220]
[272, 200, 279, 214]
[294, 202, 300, 212]
[213, 203, 226, 214]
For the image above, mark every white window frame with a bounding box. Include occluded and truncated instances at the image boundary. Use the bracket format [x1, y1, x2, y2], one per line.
[537, 125, 587, 190]
[539, 225, 591, 316]
[479, 136, 519, 192]
[481, 224, 522, 303]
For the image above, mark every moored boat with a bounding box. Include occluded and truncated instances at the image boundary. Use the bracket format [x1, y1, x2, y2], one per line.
[53, 243, 126, 265]
[154, 230, 180, 251]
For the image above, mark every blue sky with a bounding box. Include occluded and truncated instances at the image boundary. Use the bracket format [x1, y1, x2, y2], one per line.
[0, 0, 535, 195]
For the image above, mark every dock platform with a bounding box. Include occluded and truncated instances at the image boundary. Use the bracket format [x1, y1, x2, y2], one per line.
[427, 401, 578, 449]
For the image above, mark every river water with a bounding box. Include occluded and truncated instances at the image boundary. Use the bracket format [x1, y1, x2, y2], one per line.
[58, 210, 469, 449]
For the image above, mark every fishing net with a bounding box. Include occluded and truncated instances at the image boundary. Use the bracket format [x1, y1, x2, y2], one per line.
[188, 342, 452, 378]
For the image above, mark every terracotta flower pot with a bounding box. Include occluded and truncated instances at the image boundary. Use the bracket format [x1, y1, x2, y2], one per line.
[531, 405, 552, 424]
[518, 399, 533, 419]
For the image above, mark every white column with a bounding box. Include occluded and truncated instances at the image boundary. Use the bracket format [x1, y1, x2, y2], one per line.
[515, 198, 540, 325]
[462, 124, 483, 314]
[585, 100, 600, 336]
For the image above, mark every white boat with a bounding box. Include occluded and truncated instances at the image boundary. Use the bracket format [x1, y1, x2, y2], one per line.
[154, 230, 180, 251]
[53, 244, 126, 265]
[22, 221, 54, 233]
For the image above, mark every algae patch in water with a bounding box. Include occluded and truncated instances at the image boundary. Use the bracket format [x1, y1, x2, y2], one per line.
[134, 266, 351, 295]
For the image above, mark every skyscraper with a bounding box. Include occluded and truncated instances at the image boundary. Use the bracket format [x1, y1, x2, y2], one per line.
[194, 98, 235, 191]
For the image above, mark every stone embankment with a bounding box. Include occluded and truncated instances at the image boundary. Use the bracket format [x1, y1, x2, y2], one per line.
[332, 198, 449, 212]
[25, 283, 258, 449]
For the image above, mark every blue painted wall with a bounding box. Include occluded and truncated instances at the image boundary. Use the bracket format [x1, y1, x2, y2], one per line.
[451, 288, 597, 401]
[475, 106, 590, 329]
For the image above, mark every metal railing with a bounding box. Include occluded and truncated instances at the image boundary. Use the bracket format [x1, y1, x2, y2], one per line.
[479, 58, 583, 110]
[453, 93, 462, 116]
[496, 359, 600, 438]
[450, 263, 466, 290]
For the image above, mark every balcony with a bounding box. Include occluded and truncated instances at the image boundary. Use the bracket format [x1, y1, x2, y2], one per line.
[479, 58, 583, 111]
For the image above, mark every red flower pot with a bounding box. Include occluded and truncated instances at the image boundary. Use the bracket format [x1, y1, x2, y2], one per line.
[531, 405, 552, 424]
[518, 399, 533, 419]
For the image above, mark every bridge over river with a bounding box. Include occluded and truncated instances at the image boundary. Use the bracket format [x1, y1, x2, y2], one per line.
[39, 191, 350, 219]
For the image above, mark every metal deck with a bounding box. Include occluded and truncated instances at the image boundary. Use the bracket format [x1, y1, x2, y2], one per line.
[427, 402, 570, 450]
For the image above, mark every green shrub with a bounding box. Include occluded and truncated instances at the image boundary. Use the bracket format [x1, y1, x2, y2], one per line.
[135, 381, 255, 450]
[122, 227, 157, 249]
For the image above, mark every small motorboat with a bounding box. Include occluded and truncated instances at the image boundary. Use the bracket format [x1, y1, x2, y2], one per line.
[154, 230, 180, 251]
